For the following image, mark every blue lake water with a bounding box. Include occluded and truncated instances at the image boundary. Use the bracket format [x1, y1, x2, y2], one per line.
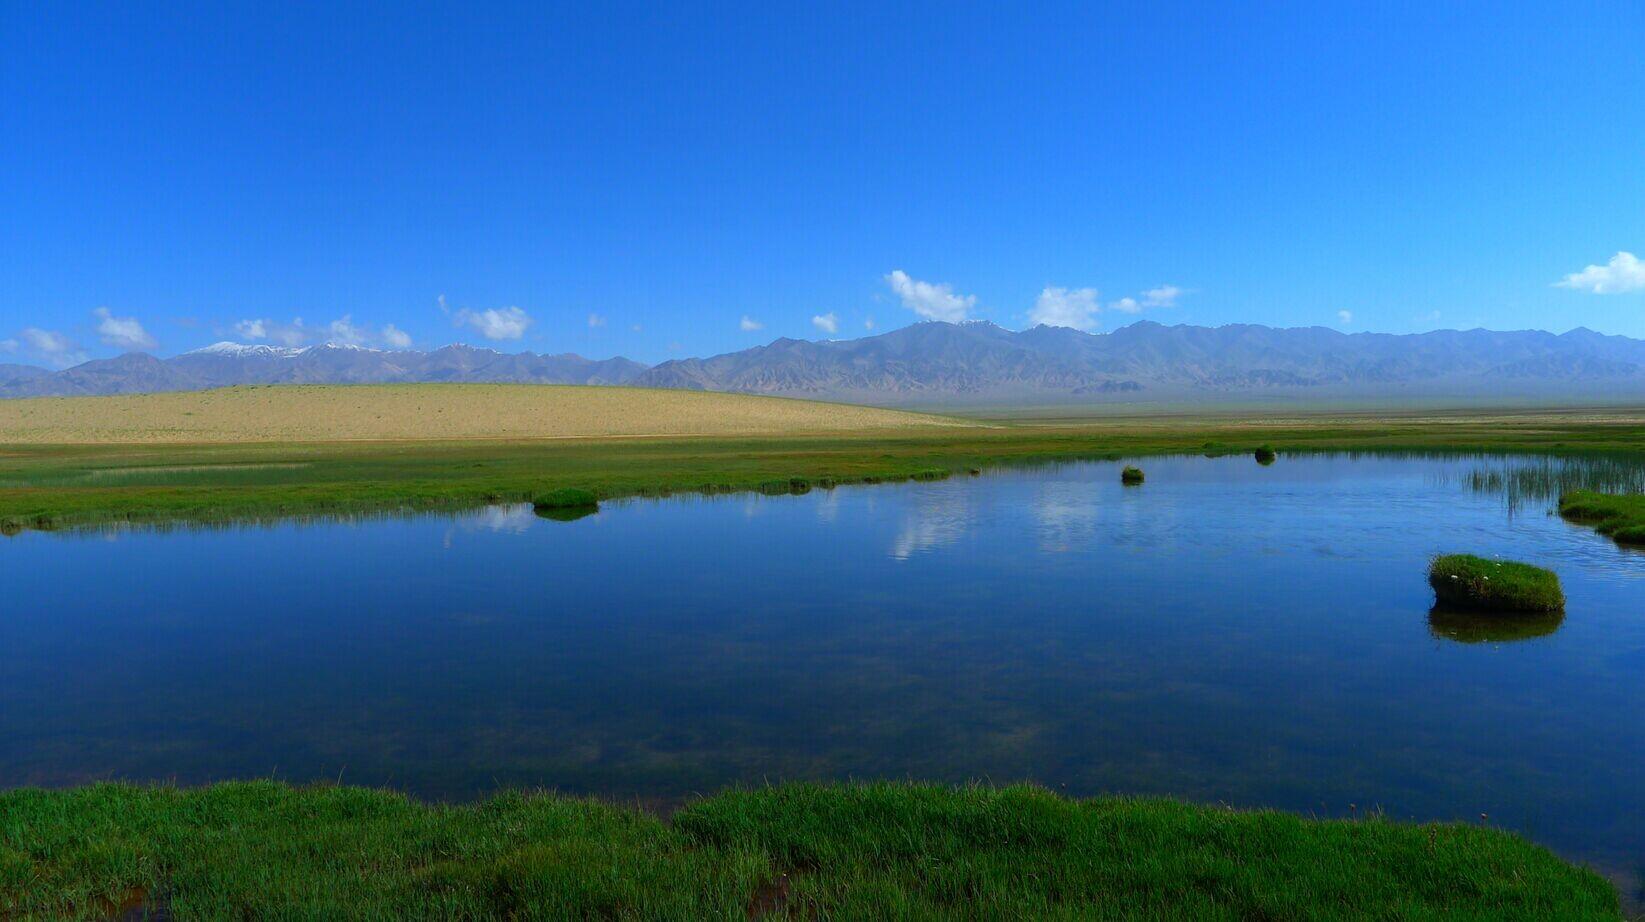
[3, 454, 1643, 888]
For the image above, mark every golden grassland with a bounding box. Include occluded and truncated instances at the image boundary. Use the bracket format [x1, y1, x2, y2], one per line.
[0, 383, 974, 444]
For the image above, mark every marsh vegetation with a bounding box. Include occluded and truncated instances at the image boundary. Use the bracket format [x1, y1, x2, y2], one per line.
[1559, 491, 1645, 545]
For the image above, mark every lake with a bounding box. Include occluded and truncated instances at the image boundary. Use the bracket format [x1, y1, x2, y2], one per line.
[3, 453, 1643, 890]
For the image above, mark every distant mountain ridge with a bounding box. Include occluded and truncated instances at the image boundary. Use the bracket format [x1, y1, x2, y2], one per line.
[7, 321, 1645, 403]
[634, 320, 1645, 403]
[0, 343, 650, 398]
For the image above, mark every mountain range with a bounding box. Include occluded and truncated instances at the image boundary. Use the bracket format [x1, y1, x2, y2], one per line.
[6, 321, 1645, 405]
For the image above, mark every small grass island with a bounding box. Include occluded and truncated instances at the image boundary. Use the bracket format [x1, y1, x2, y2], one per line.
[1255, 445, 1278, 465]
[1428, 554, 1564, 613]
[1121, 465, 1145, 484]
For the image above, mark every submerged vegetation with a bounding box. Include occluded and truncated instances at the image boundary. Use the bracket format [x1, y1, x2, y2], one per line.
[1428, 555, 1565, 613]
[0, 781, 1618, 920]
[1121, 465, 1145, 484]
[1559, 491, 1645, 545]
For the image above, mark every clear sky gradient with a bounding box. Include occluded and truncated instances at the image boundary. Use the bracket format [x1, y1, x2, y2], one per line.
[3, 2, 1642, 366]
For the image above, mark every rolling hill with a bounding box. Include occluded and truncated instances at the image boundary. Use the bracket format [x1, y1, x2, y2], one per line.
[0, 383, 972, 444]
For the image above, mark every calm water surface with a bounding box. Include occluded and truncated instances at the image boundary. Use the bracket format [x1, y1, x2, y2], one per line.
[3, 454, 1643, 885]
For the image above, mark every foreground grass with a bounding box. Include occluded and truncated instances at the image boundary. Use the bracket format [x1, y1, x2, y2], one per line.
[7, 408, 1645, 532]
[0, 782, 1618, 920]
[1559, 490, 1645, 545]
[1428, 555, 1565, 612]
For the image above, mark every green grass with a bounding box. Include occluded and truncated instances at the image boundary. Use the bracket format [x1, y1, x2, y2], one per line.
[1559, 490, 1645, 545]
[1255, 444, 1278, 465]
[531, 487, 599, 510]
[7, 410, 1645, 533]
[0, 781, 1618, 920]
[1121, 465, 1145, 484]
[1428, 555, 1565, 613]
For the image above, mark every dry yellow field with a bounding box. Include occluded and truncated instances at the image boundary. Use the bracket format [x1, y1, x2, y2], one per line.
[0, 384, 975, 444]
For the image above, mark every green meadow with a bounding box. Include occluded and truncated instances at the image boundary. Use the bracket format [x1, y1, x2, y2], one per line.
[0, 782, 1619, 920]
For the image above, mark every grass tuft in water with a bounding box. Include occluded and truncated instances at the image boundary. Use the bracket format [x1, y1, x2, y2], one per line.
[1255, 445, 1278, 465]
[1121, 465, 1145, 485]
[531, 487, 599, 511]
[0, 781, 1618, 919]
[1428, 554, 1564, 612]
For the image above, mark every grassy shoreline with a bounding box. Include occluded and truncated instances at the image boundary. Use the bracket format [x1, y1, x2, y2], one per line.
[0, 781, 1619, 919]
[1559, 490, 1645, 545]
[8, 411, 1645, 532]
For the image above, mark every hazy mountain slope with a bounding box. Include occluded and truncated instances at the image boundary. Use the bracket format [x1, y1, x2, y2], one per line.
[3, 343, 652, 397]
[0, 364, 49, 388]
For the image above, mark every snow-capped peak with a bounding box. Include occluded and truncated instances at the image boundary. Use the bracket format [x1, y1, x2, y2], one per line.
[189, 342, 308, 357]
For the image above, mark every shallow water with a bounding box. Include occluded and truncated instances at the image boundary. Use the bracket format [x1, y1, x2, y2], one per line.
[3, 454, 1643, 886]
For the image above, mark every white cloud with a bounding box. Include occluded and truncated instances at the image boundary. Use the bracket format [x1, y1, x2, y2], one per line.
[864, 317, 876, 330]
[739, 315, 764, 331]
[327, 315, 370, 346]
[1107, 284, 1185, 314]
[812, 312, 839, 334]
[17, 328, 85, 367]
[587, 313, 606, 328]
[235, 316, 410, 349]
[22, 327, 74, 354]
[630, 323, 643, 333]
[236, 317, 310, 346]
[1337, 310, 1353, 325]
[1556, 251, 1645, 294]
[0, 339, 15, 353]
[93, 307, 157, 351]
[381, 324, 413, 349]
[885, 269, 976, 322]
[456, 306, 532, 340]
[1029, 286, 1101, 331]
[1142, 285, 1182, 308]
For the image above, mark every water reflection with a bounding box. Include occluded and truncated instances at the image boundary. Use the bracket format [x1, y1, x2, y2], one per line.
[890, 486, 973, 559]
[1035, 482, 1100, 552]
[534, 505, 597, 523]
[1428, 606, 1565, 644]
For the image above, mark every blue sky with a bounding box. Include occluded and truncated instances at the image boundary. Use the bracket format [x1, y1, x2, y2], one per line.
[3, 2, 1642, 367]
